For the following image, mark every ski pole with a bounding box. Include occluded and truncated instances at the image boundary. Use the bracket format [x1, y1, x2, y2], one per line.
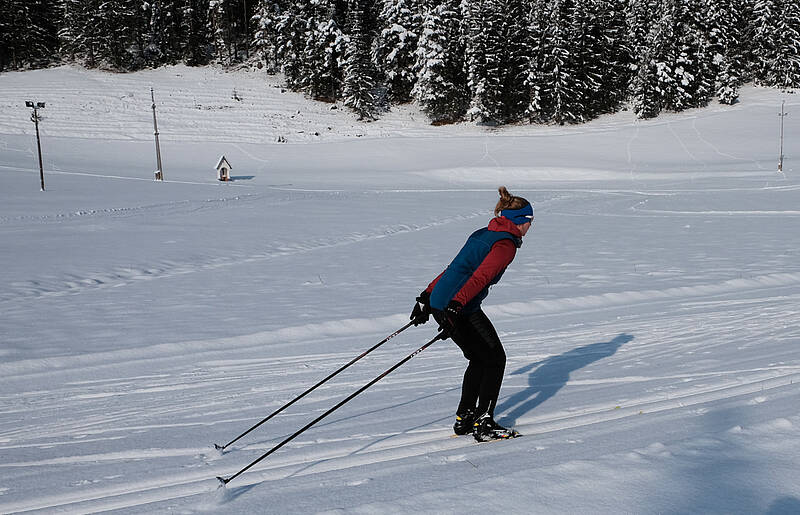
[214, 320, 415, 452]
[217, 330, 446, 485]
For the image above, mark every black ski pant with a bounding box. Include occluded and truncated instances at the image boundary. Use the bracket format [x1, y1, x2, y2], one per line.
[436, 309, 506, 417]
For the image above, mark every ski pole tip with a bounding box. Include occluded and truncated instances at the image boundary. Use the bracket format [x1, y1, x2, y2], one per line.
[216, 476, 229, 487]
[213, 443, 225, 451]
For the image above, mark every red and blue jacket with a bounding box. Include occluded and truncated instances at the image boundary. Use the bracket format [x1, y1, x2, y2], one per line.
[426, 216, 522, 314]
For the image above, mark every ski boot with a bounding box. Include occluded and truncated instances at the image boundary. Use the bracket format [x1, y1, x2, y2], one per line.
[472, 412, 519, 442]
[453, 408, 478, 436]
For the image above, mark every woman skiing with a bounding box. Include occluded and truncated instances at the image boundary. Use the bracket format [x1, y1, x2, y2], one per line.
[410, 186, 533, 441]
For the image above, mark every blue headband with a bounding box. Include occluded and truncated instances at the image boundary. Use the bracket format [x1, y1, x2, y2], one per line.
[501, 204, 534, 225]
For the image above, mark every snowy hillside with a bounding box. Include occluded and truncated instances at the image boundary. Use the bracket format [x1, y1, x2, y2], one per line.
[1, 65, 799, 514]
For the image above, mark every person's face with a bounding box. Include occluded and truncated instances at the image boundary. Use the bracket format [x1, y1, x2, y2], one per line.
[518, 219, 532, 236]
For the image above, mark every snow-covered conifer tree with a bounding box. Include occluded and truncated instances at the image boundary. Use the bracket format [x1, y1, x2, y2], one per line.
[107, 0, 145, 70]
[629, 0, 713, 118]
[529, 0, 599, 124]
[0, 0, 59, 71]
[463, 0, 528, 124]
[668, 0, 714, 110]
[144, 0, 183, 65]
[705, 0, 748, 104]
[63, 0, 143, 70]
[463, 0, 494, 122]
[252, 0, 283, 72]
[413, 0, 468, 123]
[343, 0, 379, 120]
[208, 0, 233, 63]
[276, 2, 309, 89]
[304, 1, 347, 101]
[752, 0, 800, 90]
[373, 0, 421, 102]
[180, 0, 211, 66]
[58, 0, 95, 67]
[591, 0, 631, 114]
[626, 0, 661, 117]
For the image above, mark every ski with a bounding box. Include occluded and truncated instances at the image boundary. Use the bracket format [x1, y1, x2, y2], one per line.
[474, 429, 521, 442]
[449, 430, 522, 441]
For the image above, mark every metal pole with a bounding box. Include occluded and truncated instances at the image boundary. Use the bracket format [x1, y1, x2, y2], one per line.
[33, 107, 45, 191]
[151, 88, 164, 180]
[778, 100, 787, 172]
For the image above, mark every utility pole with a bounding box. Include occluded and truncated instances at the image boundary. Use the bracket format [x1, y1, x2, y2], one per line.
[25, 101, 46, 191]
[778, 100, 787, 172]
[151, 88, 164, 181]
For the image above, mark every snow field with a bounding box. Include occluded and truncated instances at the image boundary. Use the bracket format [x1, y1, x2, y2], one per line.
[1, 65, 799, 513]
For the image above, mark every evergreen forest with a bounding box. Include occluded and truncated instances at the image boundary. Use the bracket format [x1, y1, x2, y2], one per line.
[2, 0, 799, 124]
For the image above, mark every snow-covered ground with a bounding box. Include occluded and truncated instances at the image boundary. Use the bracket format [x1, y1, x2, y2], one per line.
[1, 65, 799, 514]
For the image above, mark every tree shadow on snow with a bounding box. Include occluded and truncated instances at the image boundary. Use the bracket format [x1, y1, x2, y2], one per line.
[496, 333, 634, 426]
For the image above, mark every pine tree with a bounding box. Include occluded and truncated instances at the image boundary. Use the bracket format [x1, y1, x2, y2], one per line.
[209, 0, 233, 63]
[343, 0, 379, 120]
[643, 1, 679, 116]
[0, 0, 60, 71]
[304, 1, 347, 101]
[104, 0, 145, 70]
[252, 0, 283, 72]
[180, 0, 211, 66]
[525, 0, 547, 120]
[58, 0, 143, 70]
[413, 0, 468, 123]
[59, 0, 96, 67]
[752, 0, 800, 90]
[772, 0, 800, 89]
[683, 0, 715, 108]
[463, 0, 494, 122]
[373, 0, 420, 102]
[628, 0, 713, 118]
[591, 0, 631, 114]
[627, 0, 660, 117]
[463, 0, 529, 124]
[567, 0, 607, 120]
[705, 0, 748, 104]
[276, 1, 309, 89]
[529, 0, 599, 124]
[144, 0, 183, 65]
[497, 0, 531, 121]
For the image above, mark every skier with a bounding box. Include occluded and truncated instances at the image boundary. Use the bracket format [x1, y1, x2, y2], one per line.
[410, 186, 533, 441]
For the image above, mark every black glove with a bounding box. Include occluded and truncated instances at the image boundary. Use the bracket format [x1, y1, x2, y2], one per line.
[410, 290, 431, 326]
[436, 300, 463, 336]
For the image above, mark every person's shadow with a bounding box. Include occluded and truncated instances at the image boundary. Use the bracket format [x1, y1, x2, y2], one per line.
[497, 333, 633, 426]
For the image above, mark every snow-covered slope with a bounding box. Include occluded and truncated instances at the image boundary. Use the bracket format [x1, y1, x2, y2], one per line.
[1, 65, 799, 514]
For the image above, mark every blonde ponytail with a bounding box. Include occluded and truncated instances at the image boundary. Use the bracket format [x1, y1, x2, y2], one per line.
[494, 186, 529, 216]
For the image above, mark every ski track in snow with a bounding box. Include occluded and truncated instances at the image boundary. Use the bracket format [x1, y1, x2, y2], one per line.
[0, 206, 487, 304]
[1, 352, 797, 513]
[3, 179, 798, 512]
[2, 67, 799, 514]
[1, 369, 796, 514]
[1, 271, 798, 379]
[1, 275, 798, 513]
